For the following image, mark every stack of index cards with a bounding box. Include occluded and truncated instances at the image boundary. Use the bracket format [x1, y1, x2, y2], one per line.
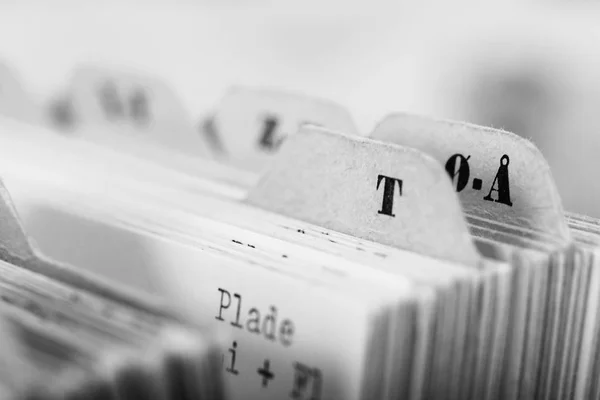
[0, 63, 596, 400]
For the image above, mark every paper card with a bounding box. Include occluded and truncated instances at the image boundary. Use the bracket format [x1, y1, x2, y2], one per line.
[0, 168, 174, 320]
[247, 126, 479, 266]
[209, 87, 357, 172]
[152, 243, 404, 400]
[371, 113, 570, 240]
[66, 65, 210, 158]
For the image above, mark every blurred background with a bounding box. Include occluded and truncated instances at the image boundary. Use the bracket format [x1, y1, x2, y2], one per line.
[0, 0, 599, 216]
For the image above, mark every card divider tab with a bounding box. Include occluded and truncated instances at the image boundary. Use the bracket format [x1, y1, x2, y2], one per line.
[371, 112, 570, 242]
[211, 86, 358, 168]
[0, 180, 178, 321]
[63, 64, 211, 159]
[246, 125, 480, 267]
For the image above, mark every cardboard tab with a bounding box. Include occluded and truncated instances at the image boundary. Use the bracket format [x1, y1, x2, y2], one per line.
[66, 65, 210, 158]
[246, 126, 479, 266]
[0, 178, 174, 319]
[0, 63, 40, 123]
[372, 113, 570, 240]
[209, 86, 357, 171]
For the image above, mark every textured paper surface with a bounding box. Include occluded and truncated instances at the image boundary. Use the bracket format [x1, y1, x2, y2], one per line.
[372, 113, 570, 240]
[247, 126, 479, 266]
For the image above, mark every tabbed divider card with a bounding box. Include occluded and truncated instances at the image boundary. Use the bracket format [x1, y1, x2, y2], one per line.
[371, 113, 569, 238]
[0, 176, 175, 317]
[55, 65, 215, 167]
[244, 126, 513, 400]
[246, 126, 479, 398]
[0, 179, 230, 399]
[247, 126, 478, 266]
[370, 113, 594, 400]
[207, 86, 359, 172]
